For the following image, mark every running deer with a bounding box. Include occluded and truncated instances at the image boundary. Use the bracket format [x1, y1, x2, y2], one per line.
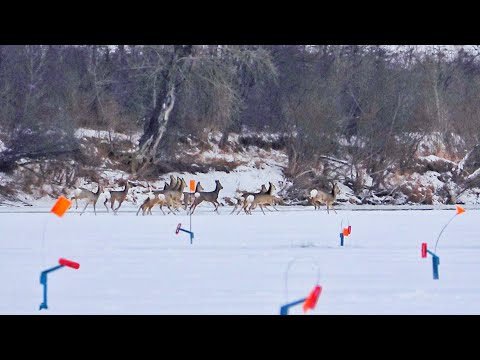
[137, 177, 180, 216]
[310, 182, 340, 214]
[242, 182, 277, 215]
[183, 182, 204, 210]
[137, 181, 170, 216]
[188, 180, 223, 215]
[136, 192, 166, 216]
[71, 181, 104, 216]
[104, 179, 136, 215]
[163, 177, 188, 214]
[232, 184, 268, 215]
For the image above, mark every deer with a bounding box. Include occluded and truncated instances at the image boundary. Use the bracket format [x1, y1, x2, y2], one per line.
[163, 177, 188, 215]
[104, 179, 136, 215]
[232, 184, 268, 215]
[188, 180, 223, 215]
[136, 192, 166, 216]
[251, 184, 284, 212]
[242, 182, 277, 215]
[136, 181, 171, 216]
[310, 181, 341, 214]
[137, 177, 180, 216]
[183, 182, 205, 210]
[71, 181, 104, 216]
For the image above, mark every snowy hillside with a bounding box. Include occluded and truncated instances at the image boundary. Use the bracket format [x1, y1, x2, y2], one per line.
[2, 127, 480, 209]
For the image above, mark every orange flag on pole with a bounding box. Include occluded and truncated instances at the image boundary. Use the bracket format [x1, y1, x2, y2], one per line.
[51, 196, 72, 217]
[456, 205, 465, 215]
[303, 285, 322, 313]
[190, 180, 195, 192]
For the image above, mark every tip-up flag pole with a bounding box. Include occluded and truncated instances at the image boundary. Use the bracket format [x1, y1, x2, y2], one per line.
[434, 205, 466, 253]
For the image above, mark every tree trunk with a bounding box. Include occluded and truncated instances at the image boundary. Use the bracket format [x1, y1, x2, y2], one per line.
[136, 45, 193, 172]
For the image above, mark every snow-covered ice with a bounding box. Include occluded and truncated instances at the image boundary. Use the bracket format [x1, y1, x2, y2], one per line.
[1, 205, 479, 314]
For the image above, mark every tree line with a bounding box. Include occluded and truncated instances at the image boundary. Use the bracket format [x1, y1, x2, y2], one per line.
[1, 45, 480, 196]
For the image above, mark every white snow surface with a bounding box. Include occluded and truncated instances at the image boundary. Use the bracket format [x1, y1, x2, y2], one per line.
[1, 206, 480, 314]
[75, 128, 141, 145]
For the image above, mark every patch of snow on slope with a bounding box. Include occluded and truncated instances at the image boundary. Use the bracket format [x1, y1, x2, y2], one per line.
[200, 141, 288, 169]
[416, 133, 465, 158]
[0, 172, 12, 187]
[413, 171, 445, 189]
[75, 128, 141, 145]
[457, 189, 480, 204]
[419, 155, 456, 165]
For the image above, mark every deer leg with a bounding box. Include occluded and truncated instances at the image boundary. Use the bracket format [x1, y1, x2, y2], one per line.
[237, 203, 247, 215]
[80, 202, 89, 216]
[114, 200, 123, 212]
[93, 202, 97, 216]
[213, 201, 220, 213]
[189, 202, 199, 215]
[231, 199, 241, 214]
[259, 204, 266, 215]
[167, 203, 177, 215]
[190, 198, 203, 215]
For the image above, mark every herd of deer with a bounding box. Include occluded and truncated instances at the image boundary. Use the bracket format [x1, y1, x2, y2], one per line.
[70, 176, 341, 216]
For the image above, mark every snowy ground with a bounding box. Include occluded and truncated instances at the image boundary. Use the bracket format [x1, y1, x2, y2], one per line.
[1, 205, 479, 315]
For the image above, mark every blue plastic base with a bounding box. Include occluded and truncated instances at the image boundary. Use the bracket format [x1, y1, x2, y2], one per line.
[179, 228, 195, 245]
[280, 298, 307, 315]
[426, 250, 440, 280]
[39, 264, 64, 311]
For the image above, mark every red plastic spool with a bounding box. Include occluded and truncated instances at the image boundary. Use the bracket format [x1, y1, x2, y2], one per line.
[176, 223, 182, 235]
[59, 258, 80, 269]
[303, 285, 322, 313]
[348, 225, 352, 235]
[421, 243, 427, 258]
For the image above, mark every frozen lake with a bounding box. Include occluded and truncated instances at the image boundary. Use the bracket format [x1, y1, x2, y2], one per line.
[1, 205, 478, 314]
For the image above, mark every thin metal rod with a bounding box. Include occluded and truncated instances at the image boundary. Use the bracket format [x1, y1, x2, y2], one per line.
[434, 213, 457, 253]
[284, 257, 321, 302]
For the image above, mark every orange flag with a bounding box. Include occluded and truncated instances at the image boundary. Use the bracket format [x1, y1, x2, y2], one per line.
[456, 205, 465, 215]
[51, 196, 72, 217]
[190, 180, 195, 192]
[303, 285, 322, 313]
[343, 228, 349, 237]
